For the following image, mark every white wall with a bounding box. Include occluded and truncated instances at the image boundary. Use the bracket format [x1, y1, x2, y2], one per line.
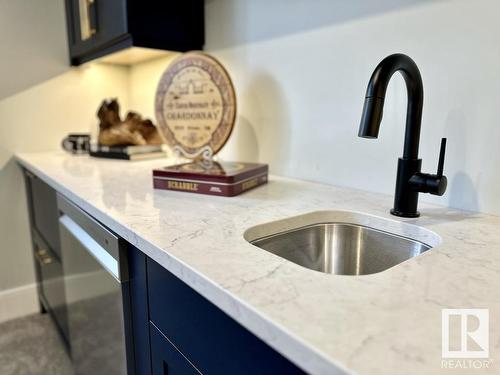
[0, 0, 129, 293]
[0, 0, 69, 100]
[130, 0, 500, 215]
[0, 66, 129, 292]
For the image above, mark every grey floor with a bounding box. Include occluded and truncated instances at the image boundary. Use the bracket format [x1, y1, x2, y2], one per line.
[0, 313, 73, 375]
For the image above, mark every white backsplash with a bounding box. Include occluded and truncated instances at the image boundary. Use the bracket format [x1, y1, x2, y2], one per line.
[129, 0, 500, 216]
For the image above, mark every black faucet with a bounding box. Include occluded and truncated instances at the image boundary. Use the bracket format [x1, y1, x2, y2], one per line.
[358, 53, 447, 217]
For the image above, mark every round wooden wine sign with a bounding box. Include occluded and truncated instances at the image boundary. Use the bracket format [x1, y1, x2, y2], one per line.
[155, 51, 236, 158]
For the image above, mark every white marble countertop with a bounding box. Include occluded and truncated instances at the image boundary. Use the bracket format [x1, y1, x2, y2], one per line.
[16, 152, 500, 375]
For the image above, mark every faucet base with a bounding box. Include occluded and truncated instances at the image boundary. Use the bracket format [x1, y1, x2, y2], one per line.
[391, 157, 422, 218]
[390, 208, 420, 218]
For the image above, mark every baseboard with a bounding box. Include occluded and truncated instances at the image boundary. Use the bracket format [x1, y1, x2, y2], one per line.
[0, 283, 39, 324]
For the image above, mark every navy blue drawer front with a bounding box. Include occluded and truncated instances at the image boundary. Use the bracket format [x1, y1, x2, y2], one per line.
[25, 171, 61, 257]
[150, 322, 200, 375]
[32, 233, 69, 345]
[147, 258, 305, 375]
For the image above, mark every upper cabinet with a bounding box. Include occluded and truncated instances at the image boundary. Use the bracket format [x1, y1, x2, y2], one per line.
[64, 0, 205, 66]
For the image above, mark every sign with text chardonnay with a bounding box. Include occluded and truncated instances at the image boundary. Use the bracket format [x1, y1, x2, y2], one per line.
[155, 51, 236, 159]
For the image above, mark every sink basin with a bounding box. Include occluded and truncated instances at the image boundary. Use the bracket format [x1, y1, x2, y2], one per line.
[245, 211, 440, 276]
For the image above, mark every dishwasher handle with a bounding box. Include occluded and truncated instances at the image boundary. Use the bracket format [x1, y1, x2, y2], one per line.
[59, 214, 122, 281]
[57, 194, 127, 282]
[57, 194, 120, 259]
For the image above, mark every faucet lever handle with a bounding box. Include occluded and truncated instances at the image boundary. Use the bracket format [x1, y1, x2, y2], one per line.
[409, 137, 448, 196]
[437, 138, 446, 177]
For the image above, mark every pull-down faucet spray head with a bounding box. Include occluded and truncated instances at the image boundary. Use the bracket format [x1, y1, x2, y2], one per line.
[358, 53, 423, 159]
[358, 97, 384, 139]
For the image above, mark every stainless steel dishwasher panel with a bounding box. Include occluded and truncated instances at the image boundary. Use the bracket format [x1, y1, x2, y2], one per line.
[58, 195, 129, 375]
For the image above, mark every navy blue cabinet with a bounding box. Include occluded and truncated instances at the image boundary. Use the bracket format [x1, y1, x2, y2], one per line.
[150, 323, 200, 375]
[23, 170, 70, 347]
[146, 258, 305, 375]
[64, 0, 205, 65]
[24, 171, 61, 256]
[31, 230, 70, 346]
[65, 0, 127, 64]
[127, 245, 152, 375]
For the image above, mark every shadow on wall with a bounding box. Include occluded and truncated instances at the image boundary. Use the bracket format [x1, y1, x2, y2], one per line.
[448, 172, 479, 213]
[205, 0, 445, 49]
[0, 157, 35, 290]
[443, 108, 480, 212]
[235, 72, 290, 173]
[220, 116, 259, 162]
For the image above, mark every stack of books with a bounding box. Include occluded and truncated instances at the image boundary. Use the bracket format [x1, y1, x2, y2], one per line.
[89, 144, 167, 160]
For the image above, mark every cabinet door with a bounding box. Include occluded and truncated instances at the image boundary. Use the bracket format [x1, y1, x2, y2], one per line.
[33, 234, 69, 345]
[25, 171, 61, 257]
[150, 323, 200, 375]
[147, 258, 305, 374]
[65, 0, 127, 62]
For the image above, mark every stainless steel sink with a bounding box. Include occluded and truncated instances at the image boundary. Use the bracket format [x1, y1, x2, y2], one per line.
[250, 221, 433, 276]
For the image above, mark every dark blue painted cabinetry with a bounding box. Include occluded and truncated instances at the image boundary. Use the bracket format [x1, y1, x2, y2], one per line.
[64, 0, 205, 65]
[127, 245, 152, 375]
[146, 258, 305, 375]
[23, 170, 70, 346]
[150, 323, 200, 375]
[128, 248, 305, 374]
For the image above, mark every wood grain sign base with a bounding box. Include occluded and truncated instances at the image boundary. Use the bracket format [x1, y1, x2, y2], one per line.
[155, 51, 237, 158]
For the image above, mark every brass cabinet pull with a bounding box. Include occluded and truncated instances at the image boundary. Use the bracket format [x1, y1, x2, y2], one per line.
[35, 248, 53, 266]
[41, 256, 53, 265]
[79, 0, 97, 41]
